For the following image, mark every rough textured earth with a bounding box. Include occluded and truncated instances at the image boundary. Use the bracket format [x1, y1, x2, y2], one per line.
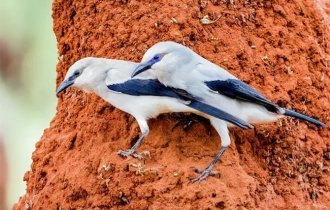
[15, 0, 330, 209]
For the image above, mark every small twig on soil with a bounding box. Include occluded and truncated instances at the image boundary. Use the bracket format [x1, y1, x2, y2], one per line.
[129, 162, 148, 176]
[200, 15, 220, 25]
[170, 17, 178, 23]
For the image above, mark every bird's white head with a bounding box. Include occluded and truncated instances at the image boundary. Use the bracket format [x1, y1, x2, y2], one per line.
[131, 41, 194, 78]
[56, 57, 111, 95]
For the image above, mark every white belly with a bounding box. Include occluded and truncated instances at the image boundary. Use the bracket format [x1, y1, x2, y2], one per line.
[97, 90, 200, 120]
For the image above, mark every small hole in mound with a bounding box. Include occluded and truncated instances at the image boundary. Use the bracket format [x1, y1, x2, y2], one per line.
[215, 201, 225, 209]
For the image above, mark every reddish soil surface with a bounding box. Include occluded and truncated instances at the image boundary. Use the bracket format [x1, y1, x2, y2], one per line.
[15, 0, 330, 209]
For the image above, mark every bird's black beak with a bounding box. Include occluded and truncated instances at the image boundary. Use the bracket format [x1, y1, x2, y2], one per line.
[56, 79, 74, 95]
[131, 61, 153, 78]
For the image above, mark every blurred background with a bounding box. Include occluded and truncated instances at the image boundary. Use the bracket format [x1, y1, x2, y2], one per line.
[0, 0, 56, 208]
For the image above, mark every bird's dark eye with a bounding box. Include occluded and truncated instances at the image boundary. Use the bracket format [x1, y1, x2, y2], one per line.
[68, 69, 81, 81]
[153, 55, 160, 60]
[149, 53, 164, 65]
[74, 70, 80, 76]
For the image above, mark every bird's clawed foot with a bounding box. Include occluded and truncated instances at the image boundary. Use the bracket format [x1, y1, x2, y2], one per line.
[191, 167, 220, 183]
[117, 149, 143, 159]
[117, 150, 151, 159]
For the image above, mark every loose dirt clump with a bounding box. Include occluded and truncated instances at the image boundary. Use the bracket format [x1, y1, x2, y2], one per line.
[15, 0, 330, 209]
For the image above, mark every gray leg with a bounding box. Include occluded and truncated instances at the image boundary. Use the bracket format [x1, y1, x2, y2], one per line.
[117, 132, 148, 159]
[117, 119, 149, 159]
[192, 118, 230, 183]
[191, 146, 228, 183]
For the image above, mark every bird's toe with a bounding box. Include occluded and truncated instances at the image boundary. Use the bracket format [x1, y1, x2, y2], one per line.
[191, 167, 220, 183]
[117, 149, 143, 159]
[117, 150, 130, 158]
[131, 152, 143, 159]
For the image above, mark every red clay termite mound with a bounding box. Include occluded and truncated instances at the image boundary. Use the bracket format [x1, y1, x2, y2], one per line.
[15, 0, 330, 209]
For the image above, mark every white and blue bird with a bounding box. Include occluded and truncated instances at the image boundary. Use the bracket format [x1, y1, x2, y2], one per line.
[131, 41, 326, 182]
[56, 57, 252, 178]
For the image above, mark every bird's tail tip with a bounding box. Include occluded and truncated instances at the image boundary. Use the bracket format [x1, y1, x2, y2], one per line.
[283, 109, 326, 128]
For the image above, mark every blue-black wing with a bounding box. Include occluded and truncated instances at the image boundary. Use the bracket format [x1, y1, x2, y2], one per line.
[205, 79, 326, 127]
[107, 79, 252, 129]
[107, 79, 198, 101]
[205, 79, 280, 113]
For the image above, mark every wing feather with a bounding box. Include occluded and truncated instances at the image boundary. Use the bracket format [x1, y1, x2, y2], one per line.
[107, 79, 252, 129]
[205, 79, 280, 113]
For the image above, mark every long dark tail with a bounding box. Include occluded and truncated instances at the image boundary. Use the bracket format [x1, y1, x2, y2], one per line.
[284, 109, 326, 128]
[188, 101, 253, 129]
